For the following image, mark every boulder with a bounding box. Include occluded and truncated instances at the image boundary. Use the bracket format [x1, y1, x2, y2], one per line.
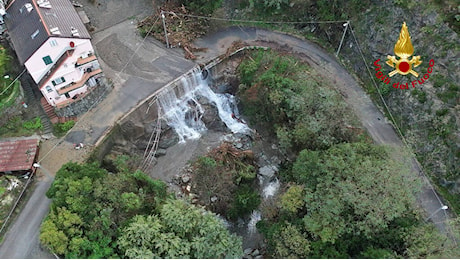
[181, 174, 191, 183]
[258, 165, 277, 178]
[155, 148, 167, 157]
[201, 103, 226, 131]
[158, 129, 179, 149]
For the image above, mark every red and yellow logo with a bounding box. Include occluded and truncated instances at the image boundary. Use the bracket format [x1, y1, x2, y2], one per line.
[373, 22, 434, 89]
[386, 22, 422, 77]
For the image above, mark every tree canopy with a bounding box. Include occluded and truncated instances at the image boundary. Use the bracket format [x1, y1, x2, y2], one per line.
[118, 200, 242, 259]
[292, 142, 420, 242]
[41, 161, 242, 258]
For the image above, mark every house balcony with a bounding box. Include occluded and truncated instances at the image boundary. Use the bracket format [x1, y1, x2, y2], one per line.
[57, 68, 102, 95]
[76, 53, 97, 67]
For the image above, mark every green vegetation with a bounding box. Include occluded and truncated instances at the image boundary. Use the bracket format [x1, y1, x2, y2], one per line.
[53, 120, 75, 137]
[0, 45, 15, 110]
[238, 50, 359, 152]
[118, 200, 241, 258]
[22, 117, 42, 131]
[41, 161, 242, 258]
[234, 50, 459, 258]
[177, 0, 222, 15]
[191, 143, 260, 220]
[0, 116, 43, 138]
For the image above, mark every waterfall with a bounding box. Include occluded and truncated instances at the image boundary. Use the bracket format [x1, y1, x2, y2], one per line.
[263, 178, 280, 199]
[157, 68, 249, 142]
[247, 210, 261, 234]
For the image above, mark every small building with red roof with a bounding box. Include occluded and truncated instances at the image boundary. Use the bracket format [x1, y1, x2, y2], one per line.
[0, 137, 39, 174]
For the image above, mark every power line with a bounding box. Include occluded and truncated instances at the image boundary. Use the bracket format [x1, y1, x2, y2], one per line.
[348, 22, 455, 244]
[0, 69, 26, 96]
[1, 12, 163, 243]
[37, 14, 161, 164]
[162, 11, 348, 24]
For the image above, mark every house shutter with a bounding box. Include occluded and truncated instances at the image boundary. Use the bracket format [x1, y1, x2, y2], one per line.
[52, 80, 56, 86]
[61, 77, 65, 82]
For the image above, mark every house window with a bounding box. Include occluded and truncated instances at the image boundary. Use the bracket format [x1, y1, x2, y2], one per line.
[49, 39, 58, 47]
[42, 55, 52, 65]
[31, 29, 39, 39]
[52, 77, 65, 86]
[45, 85, 53, 93]
[64, 93, 70, 99]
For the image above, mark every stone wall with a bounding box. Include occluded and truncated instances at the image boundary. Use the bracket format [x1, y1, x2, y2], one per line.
[55, 77, 112, 117]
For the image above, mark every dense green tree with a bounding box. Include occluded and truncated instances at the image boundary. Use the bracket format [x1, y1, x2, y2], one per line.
[279, 184, 305, 215]
[42, 162, 169, 258]
[118, 199, 242, 259]
[402, 220, 460, 258]
[239, 52, 359, 152]
[292, 142, 420, 242]
[273, 222, 310, 258]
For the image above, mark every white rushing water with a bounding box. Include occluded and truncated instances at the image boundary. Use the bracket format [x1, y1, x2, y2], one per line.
[263, 178, 280, 199]
[157, 68, 250, 142]
[247, 210, 262, 234]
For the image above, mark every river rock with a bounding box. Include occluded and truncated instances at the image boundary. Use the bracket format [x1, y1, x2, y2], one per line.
[158, 130, 179, 149]
[181, 174, 191, 183]
[251, 249, 260, 256]
[254, 255, 263, 259]
[155, 148, 167, 157]
[243, 248, 252, 255]
[201, 103, 226, 131]
[211, 196, 218, 203]
[258, 165, 277, 178]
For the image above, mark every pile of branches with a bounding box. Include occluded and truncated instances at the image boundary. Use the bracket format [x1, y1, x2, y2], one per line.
[190, 142, 256, 215]
[209, 142, 255, 168]
[137, 1, 208, 59]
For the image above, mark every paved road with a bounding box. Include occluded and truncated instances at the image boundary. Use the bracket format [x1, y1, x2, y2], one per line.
[0, 19, 195, 260]
[0, 25, 455, 258]
[194, 26, 454, 234]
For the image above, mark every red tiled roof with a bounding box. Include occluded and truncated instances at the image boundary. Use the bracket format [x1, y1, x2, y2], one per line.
[0, 138, 39, 172]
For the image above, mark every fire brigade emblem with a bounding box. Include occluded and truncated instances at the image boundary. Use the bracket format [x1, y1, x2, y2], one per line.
[386, 22, 422, 77]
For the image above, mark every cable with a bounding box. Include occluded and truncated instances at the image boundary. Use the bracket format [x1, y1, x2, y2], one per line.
[37, 15, 161, 164]
[162, 11, 348, 25]
[348, 23, 456, 245]
[0, 69, 26, 96]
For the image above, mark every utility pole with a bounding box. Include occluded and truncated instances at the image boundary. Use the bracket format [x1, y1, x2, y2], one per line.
[161, 11, 170, 48]
[336, 21, 350, 57]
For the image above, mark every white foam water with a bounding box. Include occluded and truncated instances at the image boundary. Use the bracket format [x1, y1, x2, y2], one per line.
[263, 178, 280, 199]
[157, 68, 249, 142]
[247, 210, 261, 234]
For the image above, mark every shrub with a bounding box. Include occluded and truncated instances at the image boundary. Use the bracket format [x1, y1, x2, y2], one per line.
[228, 184, 261, 219]
[177, 0, 222, 15]
[436, 108, 449, 117]
[54, 120, 75, 136]
[23, 117, 43, 131]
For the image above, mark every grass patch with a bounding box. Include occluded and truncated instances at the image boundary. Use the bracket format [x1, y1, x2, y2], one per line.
[0, 81, 20, 112]
[53, 120, 75, 137]
[0, 116, 41, 138]
[22, 117, 42, 131]
[435, 108, 449, 117]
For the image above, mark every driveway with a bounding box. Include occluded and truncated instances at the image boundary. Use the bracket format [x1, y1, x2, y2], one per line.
[0, 24, 455, 259]
[0, 4, 195, 259]
[194, 26, 454, 235]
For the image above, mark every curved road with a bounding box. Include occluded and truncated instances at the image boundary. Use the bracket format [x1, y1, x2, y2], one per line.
[0, 26, 454, 258]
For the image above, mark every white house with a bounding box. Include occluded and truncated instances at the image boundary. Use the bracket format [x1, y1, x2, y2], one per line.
[4, 0, 102, 108]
